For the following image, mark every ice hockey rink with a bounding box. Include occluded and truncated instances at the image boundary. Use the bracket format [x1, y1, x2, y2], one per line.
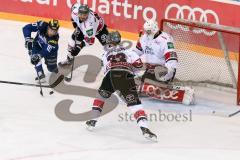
[0, 19, 240, 160]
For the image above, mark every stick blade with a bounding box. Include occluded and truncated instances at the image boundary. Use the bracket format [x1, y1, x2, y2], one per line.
[40, 90, 43, 96]
[49, 75, 64, 88]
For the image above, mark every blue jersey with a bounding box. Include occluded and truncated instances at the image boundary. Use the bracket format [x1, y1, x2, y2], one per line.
[22, 21, 59, 58]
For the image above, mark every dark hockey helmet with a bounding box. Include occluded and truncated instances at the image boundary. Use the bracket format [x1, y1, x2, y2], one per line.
[108, 31, 121, 45]
[78, 4, 90, 15]
[48, 19, 60, 30]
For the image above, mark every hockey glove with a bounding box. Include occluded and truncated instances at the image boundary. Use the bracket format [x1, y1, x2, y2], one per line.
[154, 66, 175, 82]
[25, 38, 34, 50]
[31, 54, 41, 65]
[70, 44, 82, 56]
[74, 27, 81, 38]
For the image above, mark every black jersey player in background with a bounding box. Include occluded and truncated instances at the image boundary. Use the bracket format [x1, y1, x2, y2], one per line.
[22, 19, 60, 82]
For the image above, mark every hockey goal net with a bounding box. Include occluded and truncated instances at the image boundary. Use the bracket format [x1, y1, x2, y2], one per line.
[161, 19, 240, 105]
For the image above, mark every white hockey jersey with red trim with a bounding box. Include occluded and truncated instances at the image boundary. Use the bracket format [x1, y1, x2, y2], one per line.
[71, 3, 105, 45]
[102, 45, 143, 75]
[135, 31, 178, 70]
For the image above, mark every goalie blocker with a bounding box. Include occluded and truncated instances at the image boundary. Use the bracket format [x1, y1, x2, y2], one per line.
[135, 78, 195, 105]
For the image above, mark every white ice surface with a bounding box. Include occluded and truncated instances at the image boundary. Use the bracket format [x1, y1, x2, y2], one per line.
[0, 19, 240, 160]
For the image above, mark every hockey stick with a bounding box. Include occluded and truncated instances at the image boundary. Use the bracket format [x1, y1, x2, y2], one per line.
[65, 28, 79, 82]
[64, 27, 80, 82]
[212, 109, 240, 118]
[65, 56, 75, 82]
[137, 30, 146, 94]
[228, 110, 240, 117]
[138, 69, 149, 94]
[35, 68, 44, 96]
[0, 75, 64, 88]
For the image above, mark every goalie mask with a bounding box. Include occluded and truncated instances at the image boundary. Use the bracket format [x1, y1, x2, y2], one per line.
[143, 19, 159, 37]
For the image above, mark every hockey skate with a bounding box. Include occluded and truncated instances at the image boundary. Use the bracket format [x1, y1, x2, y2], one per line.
[35, 73, 46, 83]
[58, 56, 73, 67]
[140, 127, 157, 142]
[86, 120, 97, 131]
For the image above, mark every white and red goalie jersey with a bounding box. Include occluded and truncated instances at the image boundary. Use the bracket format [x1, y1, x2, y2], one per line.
[134, 31, 178, 81]
[102, 45, 143, 75]
[71, 3, 105, 46]
[134, 31, 195, 105]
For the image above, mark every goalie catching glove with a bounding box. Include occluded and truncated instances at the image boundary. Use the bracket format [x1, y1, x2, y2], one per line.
[154, 65, 176, 82]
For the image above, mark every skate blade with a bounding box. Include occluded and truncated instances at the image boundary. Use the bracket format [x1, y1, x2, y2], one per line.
[144, 134, 158, 142]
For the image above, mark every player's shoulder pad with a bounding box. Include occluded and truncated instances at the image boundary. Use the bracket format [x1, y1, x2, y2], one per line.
[160, 31, 173, 42]
[37, 20, 47, 27]
[71, 4, 79, 19]
[124, 49, 135, 56]
[36, 20, 48, 31]
[139, 34, 147, 43]
[125, 49, 132, 54]
[35, 21, 48, 34]
[71, 2, 80, 12]
[92, 11, 101, 20]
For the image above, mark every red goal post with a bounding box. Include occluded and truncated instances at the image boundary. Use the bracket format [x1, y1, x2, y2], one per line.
[160, 19, 240, 105]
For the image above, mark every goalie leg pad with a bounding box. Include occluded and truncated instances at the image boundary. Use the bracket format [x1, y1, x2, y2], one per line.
[141, 79, 195, 105]
[182, 87, 195, 105]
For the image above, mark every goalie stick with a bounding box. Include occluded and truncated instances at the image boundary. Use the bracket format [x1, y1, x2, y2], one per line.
[228, 110, 240, 117]
[212, 109, 240, 118]
[0, 74, 64, 88]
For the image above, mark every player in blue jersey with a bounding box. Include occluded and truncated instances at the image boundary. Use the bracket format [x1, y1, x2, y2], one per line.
[22, 19, 60, 82]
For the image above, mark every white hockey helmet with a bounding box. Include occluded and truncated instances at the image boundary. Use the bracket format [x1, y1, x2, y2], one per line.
[143, 19, 159, 35]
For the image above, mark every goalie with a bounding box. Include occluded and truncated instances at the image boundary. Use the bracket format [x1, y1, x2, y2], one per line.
[134, 19, 195, 105]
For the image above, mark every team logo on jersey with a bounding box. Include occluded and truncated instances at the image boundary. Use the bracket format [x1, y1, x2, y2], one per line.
[47, 44, 55, 53]
[145, 46, 154, 55]
[167, 42, 174, 49]
[86, 29, 93, 36]
[48, 40, 57, 45]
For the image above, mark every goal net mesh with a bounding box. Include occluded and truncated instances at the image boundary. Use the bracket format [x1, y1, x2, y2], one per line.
[161, 19, 240, 92]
